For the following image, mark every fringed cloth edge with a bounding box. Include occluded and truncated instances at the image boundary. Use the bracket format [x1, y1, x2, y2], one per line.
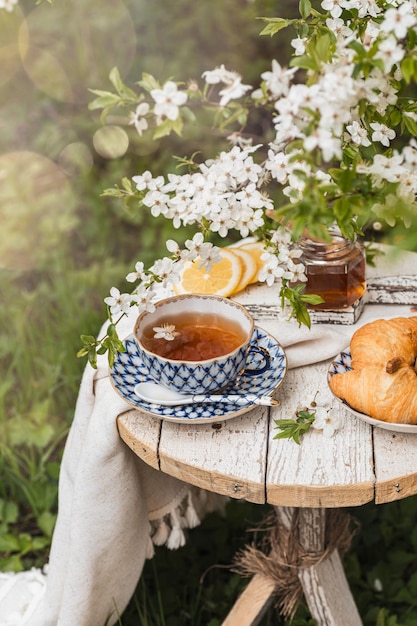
[231, 508, 358, 620]
[147, 487, 228, 557]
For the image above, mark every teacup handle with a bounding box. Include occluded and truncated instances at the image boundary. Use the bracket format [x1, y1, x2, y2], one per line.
[242, 346, 270, 376]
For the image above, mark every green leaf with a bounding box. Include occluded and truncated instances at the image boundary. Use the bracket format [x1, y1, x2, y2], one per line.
[108, 67, 138, 100]
[152, 119, 174, 139]
[300, 294, 324, 305]
[88, 348, 98, 369]
[109, 67, 125, 94]
[80, 334, 96, 345]
[257, 17, 293, 37]
[138, 72, 160, 92]
[273, 410, 315, 444]
[299, 0, 311, 19]
[88, 91, 122, 111]
[0, 500, 18, 525]
[0, 533, 20, 551]
[37, 511, 56, 538]
[403, 113, 417, 136]
[289, 54, 319, 71]
[315, 33, 332, 63]
[401, 57, 415, 84]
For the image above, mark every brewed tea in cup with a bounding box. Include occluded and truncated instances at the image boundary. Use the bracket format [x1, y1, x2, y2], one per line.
[133, 294, 270, 395]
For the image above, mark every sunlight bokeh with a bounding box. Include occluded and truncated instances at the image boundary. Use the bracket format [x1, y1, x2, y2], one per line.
[18, 0, 136, 104]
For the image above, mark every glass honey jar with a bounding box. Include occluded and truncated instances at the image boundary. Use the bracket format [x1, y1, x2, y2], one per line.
[299, 225, 366, 310]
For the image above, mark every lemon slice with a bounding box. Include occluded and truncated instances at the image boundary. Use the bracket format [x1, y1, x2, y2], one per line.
[228, 247, 257, 294]
[235, 241, 267, 283]
[174, 248, 243, 297]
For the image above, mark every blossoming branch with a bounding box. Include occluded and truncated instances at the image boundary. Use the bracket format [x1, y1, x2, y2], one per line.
[80, 0, 417, 367]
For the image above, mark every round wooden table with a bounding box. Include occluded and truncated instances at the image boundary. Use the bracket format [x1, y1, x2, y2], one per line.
[117, 246, 417, 626]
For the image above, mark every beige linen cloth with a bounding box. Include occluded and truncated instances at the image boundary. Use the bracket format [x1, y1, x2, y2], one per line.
[3, 294, 414, 626]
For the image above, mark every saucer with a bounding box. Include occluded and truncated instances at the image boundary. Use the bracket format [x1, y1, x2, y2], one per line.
[327, 348, 417, 434]
[109, 326, 287, 424]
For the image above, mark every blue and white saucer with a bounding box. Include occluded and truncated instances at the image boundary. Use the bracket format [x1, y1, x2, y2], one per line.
[328, 348, 417, 434]
[109, 326, 287, 423]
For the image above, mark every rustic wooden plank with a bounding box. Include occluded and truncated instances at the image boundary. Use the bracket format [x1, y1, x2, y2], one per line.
[373, 429, 417, 504]
[158, 407, 269, 504]
[366, 275, 417, 305]
[117, 409, 161, 470]
[266, 365, 375, 508]
[221, 574, 276, 626]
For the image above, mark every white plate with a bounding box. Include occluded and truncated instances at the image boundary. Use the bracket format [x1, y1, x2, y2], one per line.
[109, 326, 287, 424]
[327, 348, 417, 434]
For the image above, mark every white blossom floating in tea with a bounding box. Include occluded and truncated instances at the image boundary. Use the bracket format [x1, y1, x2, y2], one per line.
[152, 324, 180, 341]
[143, 312, 246, 361]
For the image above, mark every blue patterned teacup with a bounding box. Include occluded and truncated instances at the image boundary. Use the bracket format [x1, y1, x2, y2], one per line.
[133, 294, 270, 395]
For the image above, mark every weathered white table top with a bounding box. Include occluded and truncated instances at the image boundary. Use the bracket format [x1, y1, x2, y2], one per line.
[117, 245, 417, 509]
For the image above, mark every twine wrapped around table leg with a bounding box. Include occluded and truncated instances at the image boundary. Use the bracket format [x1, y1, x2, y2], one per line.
[231, 509, 358, 620]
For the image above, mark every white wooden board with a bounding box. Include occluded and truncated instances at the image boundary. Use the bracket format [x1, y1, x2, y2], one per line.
[158, 406, 270, 504]
[265, 365, 375, 508]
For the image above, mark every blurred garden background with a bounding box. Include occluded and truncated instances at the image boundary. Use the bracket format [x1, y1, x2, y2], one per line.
[2, 0, 417, 624]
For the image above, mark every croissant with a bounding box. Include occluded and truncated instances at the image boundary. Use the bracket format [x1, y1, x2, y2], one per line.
[350, 316, 417, 370]
[330, 356, 417, 424]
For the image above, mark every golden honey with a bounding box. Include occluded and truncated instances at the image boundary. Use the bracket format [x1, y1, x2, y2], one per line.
[299, 226, 366, 310]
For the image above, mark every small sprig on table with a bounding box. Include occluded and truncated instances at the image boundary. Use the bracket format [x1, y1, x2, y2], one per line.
[273, 409, 316, 445]
[274, 394, 341, 444]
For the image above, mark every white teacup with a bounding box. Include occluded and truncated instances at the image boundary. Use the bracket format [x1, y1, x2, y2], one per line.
[133, 294, 270, 395]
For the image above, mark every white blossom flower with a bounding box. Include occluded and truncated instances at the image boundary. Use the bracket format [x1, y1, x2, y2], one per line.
[197, 245, 223, 272]
[202, 65, 251, 106]
[270, 227, 292, 247]
[370, 122, 396, 147]
[219, 76, 252, 106]
[311, 406, 341, 437]
[255, 60, 296, 100]
[265, 149, 290, 183]
[368, 153, 406, 182]
[126, 261, 146, 283]
[304, 127, 342, 161]
[374, 35, 405, 71]
[142, 190, 170, 217]
[202, 64, 234, 85]
[165, 239, 180, 256]
[321, 0, 343, 18]
[150, 81, 188, 121]
[380, 2, 417, 39]
[291, 37, 307, 56]
[149, 257, 182, 288]
[153, 324, 180, 341]
[132, 171, 164, 191]
[285, 259, 307, 283]
[258, 254, 287, 286]
[176, 234, 217, 265]
[131, 284, 156, 314]
[209, 206, 236, 238]
[402, 142, 417, 167]
[128, 102, 149, 135]
[104, 287, 132, 316]
[346, 121, 371, 146]
[326, 16, 353, 39]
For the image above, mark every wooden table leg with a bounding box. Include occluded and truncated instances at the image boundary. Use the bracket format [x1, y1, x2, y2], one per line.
[277, 507, 363, 626]
[221, 507, 362, 626]
[221, 573, 276, 626]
